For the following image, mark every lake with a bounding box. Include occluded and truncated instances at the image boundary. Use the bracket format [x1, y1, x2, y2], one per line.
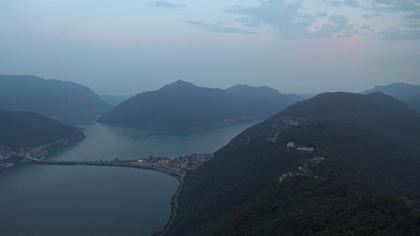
[0, 122, 253, 236]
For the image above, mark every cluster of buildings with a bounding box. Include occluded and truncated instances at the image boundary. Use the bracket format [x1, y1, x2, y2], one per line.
[140, 153, 214, 177]
[277, 142, 323, 182]
[0, 145, 50, 170]
[0, 146, 24, 159]
[0, 146, 25, 170]
[286, 142, 316, 152]
[279, 156, 325, 183]
[274, 116, 307, 130]
[265, 116, 308, 144]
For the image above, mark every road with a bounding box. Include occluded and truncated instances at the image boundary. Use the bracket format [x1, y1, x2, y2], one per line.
[22, 158, 183, 179]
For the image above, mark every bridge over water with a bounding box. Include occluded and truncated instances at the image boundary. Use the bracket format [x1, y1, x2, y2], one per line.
[22, 158, 182, 179]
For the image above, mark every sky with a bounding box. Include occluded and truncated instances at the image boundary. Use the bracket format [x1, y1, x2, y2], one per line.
[0, 0, 419, 95]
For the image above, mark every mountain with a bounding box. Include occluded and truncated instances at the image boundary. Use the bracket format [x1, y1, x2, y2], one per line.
[280, 92, 420, 147]
[364, 83, 420, 113]
[99, 81, 301, 129]
[225, 84, 301, 102]
[100, 95, 130, 107]
[0, 110, 84, 149]
[162, 92, 420, 236]
[0, 74, 110, 124]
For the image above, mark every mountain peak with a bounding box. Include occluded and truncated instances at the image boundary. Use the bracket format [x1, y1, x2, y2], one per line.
[99, 81, 300, 129]
[278, 91, 420, 146]
[173, 79, 194, 85]
[365, 82, 420, 94]
[161, 80, 197, 90]
[164, 91, 420, 236]
[375, 82, 418, 89]
[363, 83, 420, 112]
[226, 84, 279, 93]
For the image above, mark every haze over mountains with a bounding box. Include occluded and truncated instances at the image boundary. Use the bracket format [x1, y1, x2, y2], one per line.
[163, 92, 420, 235]
[364, 83, 420, 113]
[0, 74, 110, 124]
[2, 73, 419, 129]
[1, 72, 420, 235]
[3, 0, 420, 234]
[99, 80, 302, 129]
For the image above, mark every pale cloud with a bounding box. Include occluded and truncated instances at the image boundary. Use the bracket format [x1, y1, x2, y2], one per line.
[216, 0, 359, 39]
[220, 0, 420, 41]
[225, 0, 315, 39]
[150, 0, 185, 9]
[324, 0, 360, 7]
[366, 0, 420, 40]
[312, 14, 356, 38]
[1, 0, 419, 95]
[380, 25, 420, 40]
[186, 20, 254, 34]
[360, 24, 375, 32]
[368, 0, 419, 13]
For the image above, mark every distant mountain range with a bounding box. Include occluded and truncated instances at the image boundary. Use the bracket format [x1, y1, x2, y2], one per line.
[99, 80, 302, 129]
[163, 92, 420, 236]
[0, 110, 84, 149]
[1, 74, 420, 233]
[364, 82, 420, 113]
[0, 74, 110, 124]
[100, 95, 130, 107]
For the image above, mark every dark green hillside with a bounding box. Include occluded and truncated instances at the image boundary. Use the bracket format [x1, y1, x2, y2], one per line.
[214, 178, 420, 236]
[0, 110, 84, 149]
[0, 74, 110, 124]
[163, 92, 420, 236]
[99, 81, 301, 129]
[166, 122, 420, 236]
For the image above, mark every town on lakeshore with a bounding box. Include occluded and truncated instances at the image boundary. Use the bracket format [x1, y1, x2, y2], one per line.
[0, 145, 213, 179]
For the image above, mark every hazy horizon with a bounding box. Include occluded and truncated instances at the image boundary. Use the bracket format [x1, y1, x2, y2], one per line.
[1, 0, 419, 95]
[1, 2, 420, 235]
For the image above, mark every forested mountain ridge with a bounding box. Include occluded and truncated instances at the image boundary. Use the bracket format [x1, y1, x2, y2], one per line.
[163, 92, 420, 236]
[279, 92, 420, 147]
[99, 80, 302, 129]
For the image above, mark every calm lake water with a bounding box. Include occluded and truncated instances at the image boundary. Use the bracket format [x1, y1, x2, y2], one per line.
[0, 122, 253, 236]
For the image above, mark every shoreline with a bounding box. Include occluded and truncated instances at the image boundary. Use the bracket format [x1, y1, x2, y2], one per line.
[10, 139, 205, 236]
[157, 177, 183, 236]
[1, 137, 84, 171]
[22, 158, 184, 236]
